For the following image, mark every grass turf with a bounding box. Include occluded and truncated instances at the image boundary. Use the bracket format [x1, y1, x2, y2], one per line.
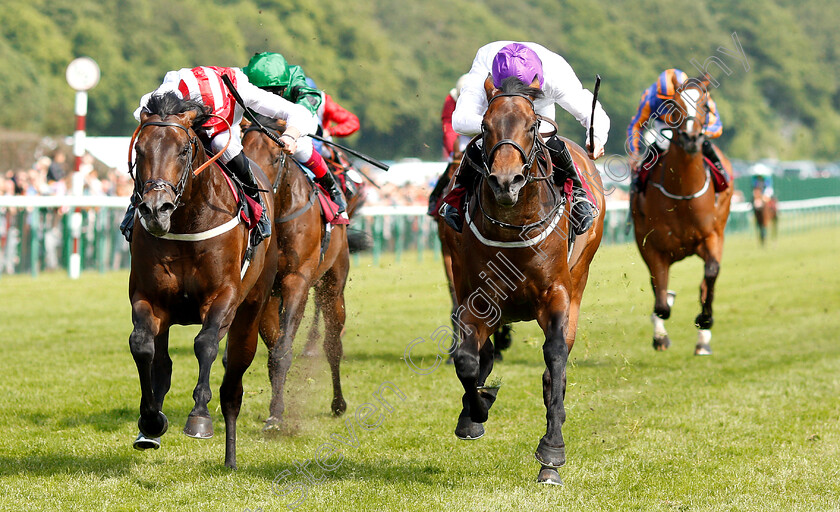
[0, 227, 838, 511]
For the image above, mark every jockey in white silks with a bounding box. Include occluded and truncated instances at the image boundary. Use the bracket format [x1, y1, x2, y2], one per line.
[444, 41, 610, 236]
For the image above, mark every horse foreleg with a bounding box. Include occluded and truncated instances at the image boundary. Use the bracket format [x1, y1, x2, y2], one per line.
[185, 288, 238, 439]
[129, 300, 169, 442]
[220, 304, 261, 469]
[647, 252, 673, 351]
[452, 310, 494, 441]
[264, 274, 310, 431]
[151, 328, 172, 409]
[535, 296, 570, 474]
[695, 237, 723, 356]
[316, 260, 349, 417]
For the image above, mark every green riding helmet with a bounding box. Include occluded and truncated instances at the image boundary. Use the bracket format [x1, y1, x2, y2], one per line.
[244, 52, 323, 115]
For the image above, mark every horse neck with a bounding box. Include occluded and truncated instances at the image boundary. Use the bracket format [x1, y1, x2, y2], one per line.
[275, 158, 310, 215]
[658, 143, 706, 195]
[477, 166, 554, 234]
[172, 155, 233, 226]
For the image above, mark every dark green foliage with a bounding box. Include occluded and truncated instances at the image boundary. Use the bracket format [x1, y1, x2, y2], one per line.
[0, 0, 837, 160]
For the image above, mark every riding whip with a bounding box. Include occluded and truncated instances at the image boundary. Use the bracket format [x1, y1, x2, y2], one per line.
[222, 75, 390, 172]
[589, 74, 601, 158]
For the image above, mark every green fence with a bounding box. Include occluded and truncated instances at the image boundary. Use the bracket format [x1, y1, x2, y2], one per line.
[733, 176, 840, 202]
[1, 197, 839, 276]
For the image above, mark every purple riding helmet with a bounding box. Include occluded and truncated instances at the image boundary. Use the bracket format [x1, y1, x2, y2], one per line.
[491, 43, 544, 88]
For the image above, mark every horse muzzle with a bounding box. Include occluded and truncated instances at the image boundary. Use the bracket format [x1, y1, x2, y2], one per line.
[138, 194, 176, 236]
[487, 172, 526, 206]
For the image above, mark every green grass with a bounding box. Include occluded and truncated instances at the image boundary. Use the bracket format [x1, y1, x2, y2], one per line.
[1, 227, 839, 511]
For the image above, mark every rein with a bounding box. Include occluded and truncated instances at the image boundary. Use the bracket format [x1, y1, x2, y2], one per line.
[650, 121, 711, 201]
[467, 93, 565, 234]
[127, 114, 243, 241]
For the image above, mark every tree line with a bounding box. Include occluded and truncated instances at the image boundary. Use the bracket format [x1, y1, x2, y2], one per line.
[1, 0, 837, 161]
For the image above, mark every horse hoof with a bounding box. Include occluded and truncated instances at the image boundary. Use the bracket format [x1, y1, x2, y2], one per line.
[183, 415, 213, 438]
[133, 432, 161, 450]
[301, 349, 319, 358]
[535, 438, 566, 468]
[263, 416, 285, 434]
[537, 466, 563, 485]
[694, 343, 712, 356]
[454, 416, 485, 440]
[138, 411, 168, 438]
[653, 336, 671, 351]
[332, 398, 347, 416]
[694, 329, 712, 356]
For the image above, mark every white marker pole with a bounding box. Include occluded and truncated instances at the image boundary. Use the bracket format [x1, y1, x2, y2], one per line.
[65, 57, 99, 279]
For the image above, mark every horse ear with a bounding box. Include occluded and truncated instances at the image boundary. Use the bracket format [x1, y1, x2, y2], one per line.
[484, 75, 500, 101]
[140, 111, 151, 124]
[670, 72, 681, 93]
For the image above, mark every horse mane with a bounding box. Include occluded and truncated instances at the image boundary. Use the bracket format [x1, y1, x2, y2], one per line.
[498, 76, 545, 100]
[145, 91, 211, 129]
[250, 113, 287, 134]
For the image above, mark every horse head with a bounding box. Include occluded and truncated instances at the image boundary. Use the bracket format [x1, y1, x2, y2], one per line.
[662, 75, 712, 154]
[480, 76, 543, 206]
[132, 93, 207, 236]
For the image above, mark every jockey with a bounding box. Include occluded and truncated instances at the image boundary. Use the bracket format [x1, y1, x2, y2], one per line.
[120, 66, 317, 245]
[443, 41, 610, 235]
[304, 76, 360, 158]
[243, 52, 346, 214]
[428, 74, 469, 216]
[627, 68, 724, 191]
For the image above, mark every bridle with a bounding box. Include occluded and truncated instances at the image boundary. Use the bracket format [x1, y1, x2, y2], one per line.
[127, 114, 230, 210]
[478, 93, 554, 185]
[470, 92, 565, 231]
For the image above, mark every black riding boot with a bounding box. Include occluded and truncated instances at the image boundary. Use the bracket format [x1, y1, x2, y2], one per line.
[228, 152, 271, 245]
[441, 141, 482, 233]
[315, 171, 347, 215]
[702, 140, 725, 178]
[545, 136, 595, 236]
[427, 167, 452, 216]
[120, 196, 139, 243]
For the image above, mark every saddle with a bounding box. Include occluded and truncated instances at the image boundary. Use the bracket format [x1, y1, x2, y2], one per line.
[637, 146, 730, 193]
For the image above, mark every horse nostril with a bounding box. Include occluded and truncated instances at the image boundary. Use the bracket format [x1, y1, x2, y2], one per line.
[138, 203, 152, 217]
[511, 174, 526, 186]
[487, 175, 501, 190]
[158, 202, 176, 216]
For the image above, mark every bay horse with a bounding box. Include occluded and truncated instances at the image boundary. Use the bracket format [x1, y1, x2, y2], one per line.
[128, 92, 277, 469]
[435, 147, 513, 362]
[241, 115, 351, 431]
[630, 78, 733, 355]
[751, 179, 778, 245]
[440, 77, 605, 484]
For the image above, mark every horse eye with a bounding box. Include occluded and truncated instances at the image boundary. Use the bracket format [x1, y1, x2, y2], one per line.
[180, 144, 190, 156]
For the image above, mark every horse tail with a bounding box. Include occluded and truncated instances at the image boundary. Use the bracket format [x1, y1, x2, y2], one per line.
[346, 228, 372, 253]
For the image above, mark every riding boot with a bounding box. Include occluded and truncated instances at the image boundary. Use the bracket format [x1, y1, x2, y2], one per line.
[428, 167, 452, 216]
[702, 140, 726, 181]
[228, 152, 271, 246]
[545, 135, 595, 236]
[440, 141, 483, 233]
[120, 198, 139, 243]
[315, 171, 347, 215]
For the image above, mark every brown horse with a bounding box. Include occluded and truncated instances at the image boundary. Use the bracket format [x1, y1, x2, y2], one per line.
[128, 93, 277, 469]
[241, 116, 351, 431]
[435, 147, 513, 361]
[440, 78, 605, 484]
[630, 79, 733, 355]
[752, 181, 778, 245]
